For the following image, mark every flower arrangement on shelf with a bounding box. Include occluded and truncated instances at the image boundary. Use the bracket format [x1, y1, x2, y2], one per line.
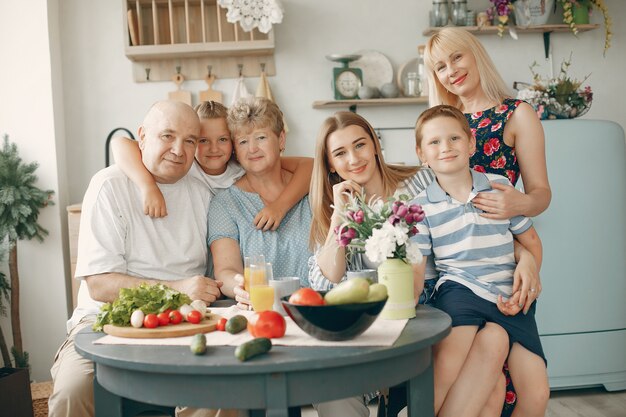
[334, 194, 425, 265]
[515, 54, 593, 120]
[558, 0, 611, 55]
[488, 0, 515, 37]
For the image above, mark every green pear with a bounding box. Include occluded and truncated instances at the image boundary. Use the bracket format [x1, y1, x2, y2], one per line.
[364, 283, 388, 302]
[324, 277, 370, 305]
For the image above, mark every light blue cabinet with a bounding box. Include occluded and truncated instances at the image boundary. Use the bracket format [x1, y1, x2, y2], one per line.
[533, 120, 626, 391]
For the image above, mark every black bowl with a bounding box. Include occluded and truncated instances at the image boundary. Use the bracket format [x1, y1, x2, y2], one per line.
[281, 294, 387, 341]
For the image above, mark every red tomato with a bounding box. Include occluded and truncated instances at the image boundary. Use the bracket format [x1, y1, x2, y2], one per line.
[216, 317, 227, 331]
[288, 288, 325, 306]
[169, 310, 183, 325]
[143, 314, 159, 329]
[247, 311, 286, 338]
[187, 310, 203, 324]
[157, 312, 170, 326]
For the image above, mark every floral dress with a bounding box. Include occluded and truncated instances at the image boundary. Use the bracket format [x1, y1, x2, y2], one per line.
[466, 98, 524, 417]
[466, 98, 522, 185]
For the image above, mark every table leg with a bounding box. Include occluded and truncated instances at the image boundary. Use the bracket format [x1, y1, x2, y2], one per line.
[407, 361, 435, 417]
[94, 375, 124, 417]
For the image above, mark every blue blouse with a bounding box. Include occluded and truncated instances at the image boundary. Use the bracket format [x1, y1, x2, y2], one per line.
[207, 186, 312, 287]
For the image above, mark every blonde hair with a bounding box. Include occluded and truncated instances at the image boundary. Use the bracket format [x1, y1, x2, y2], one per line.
[415, 104, 473, 148]
[227, 97, 284, 137]
[309, 111, 420, 249]
[195, 101, 228, 119]
[424, 27, 511, 108]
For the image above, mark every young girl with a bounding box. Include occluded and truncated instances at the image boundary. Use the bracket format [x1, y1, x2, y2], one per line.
[111, 100, 312, 231]
[308, 111, 520, 416]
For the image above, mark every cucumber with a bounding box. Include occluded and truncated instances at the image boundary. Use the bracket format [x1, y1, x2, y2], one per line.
[235, 337, 272, 362]
[225, 315, 248, 334]
[190, 333, 207, 355]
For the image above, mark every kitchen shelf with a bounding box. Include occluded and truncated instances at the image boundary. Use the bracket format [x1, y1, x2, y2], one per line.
[422, 24, 599, 36]
[123, 0, 275, 82]
[313, 97, 429, 111]
[424, 24, 599, 58]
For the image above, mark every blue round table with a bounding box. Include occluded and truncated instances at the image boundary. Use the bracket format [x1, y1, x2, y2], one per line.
[74, 305, 450, 417]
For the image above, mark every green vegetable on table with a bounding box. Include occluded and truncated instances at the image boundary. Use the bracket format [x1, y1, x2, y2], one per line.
[93, 283, 191, 331]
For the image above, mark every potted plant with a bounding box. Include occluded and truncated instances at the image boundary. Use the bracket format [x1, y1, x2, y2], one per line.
[558, 0, 611, 54]
[515, 54, 593, 120]
[0, 134, 54, 371]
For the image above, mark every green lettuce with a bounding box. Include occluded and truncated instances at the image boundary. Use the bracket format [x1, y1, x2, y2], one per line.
[93, 283, 191, 331]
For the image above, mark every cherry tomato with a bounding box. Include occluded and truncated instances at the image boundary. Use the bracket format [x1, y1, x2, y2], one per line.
[187, 310, 203, 324]
[247, 311, 286, 338]
[169, 310, 183, 325]
[143, 314, 159, 329]
[216, 317, 227, 331]
[288, 288, 325, 306]
[157, 312, 170, 326]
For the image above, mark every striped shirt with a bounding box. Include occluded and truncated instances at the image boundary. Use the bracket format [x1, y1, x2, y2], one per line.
[412, 171, 532, 304]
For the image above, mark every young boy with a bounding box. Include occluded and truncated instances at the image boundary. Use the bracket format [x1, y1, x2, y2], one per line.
[412, 105, 549, 417]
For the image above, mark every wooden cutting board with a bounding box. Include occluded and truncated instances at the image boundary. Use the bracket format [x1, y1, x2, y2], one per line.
[199, 75, 223, 103]
[103, 313, 221, 338]
[127, 9, 139, 46]
[168, 73, 192, 106]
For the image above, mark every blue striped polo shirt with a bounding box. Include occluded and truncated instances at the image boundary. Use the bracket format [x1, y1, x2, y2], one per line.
[411, 171, 532, 304]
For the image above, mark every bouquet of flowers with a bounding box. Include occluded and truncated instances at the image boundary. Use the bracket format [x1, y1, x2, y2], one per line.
[558, 0, 611, 55]
[334, 193, 425, 265]
[515, 54, 592, 120]
[488, 0, 515, 37]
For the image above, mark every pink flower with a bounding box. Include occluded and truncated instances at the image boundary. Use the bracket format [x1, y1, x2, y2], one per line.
[505, 390, 517, 404]
[409, 226, 418, 237]
[471, 111, 483, 120]
[477, 118, 492, 129]
[496, 104, 508, 114]
[354, 210, 364, 224]
[490, 156, 506, 169]
[395, 205, 408, 218]
[506, 170, 516, 184]
[490, 122, 502, 132]
[473, 165, 486, 173]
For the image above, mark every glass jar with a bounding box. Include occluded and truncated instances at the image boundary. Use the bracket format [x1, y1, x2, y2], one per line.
[432, 0, 449, 27]
[451, 0, 468, 26]
[404, 72, 420, 97]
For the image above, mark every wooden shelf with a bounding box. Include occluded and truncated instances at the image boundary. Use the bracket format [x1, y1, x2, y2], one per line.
[423, 24, 599, 36]
[313, 97, 429, 110]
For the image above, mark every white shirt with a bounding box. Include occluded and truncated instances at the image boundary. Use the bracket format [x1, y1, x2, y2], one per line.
[188, 159, 245, 196]
[68, 165, 212, 332]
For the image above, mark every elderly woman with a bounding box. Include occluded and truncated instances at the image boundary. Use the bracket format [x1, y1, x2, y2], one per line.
[208, 97, 312, 306]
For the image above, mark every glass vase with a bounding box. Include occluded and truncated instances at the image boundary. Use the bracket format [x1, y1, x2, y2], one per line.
[377, 258, 416, 319]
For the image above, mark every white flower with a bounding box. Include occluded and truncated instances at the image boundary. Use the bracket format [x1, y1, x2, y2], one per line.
[405, 241, 424, 265]
[364, 224, 396, 263]
[392, 223, 409, 246]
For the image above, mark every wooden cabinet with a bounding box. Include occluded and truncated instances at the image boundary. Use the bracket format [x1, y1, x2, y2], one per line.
[122, 0, 275, 82]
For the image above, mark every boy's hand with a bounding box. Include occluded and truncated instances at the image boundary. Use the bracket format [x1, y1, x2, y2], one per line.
[254, 204, 286, 231]
[497, 292, 523, 316]
[143, 185, 167, 218]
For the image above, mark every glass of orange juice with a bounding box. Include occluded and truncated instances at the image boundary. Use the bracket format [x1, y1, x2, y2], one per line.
[249, 258, 274, 312]
[243, 256, 251, 291]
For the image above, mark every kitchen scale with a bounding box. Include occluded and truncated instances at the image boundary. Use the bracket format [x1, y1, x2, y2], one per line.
[326, 54, 363, 100]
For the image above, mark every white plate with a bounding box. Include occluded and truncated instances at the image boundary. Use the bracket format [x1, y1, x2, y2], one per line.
[352, 50, 394, 89]
[396, 58, 420, 94]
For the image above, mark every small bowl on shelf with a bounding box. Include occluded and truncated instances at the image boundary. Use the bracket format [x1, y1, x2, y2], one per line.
[281, 294, 387, 341]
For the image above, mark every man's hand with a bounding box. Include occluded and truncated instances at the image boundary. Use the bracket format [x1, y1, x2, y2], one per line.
[232, 274, 252, 310]
[171, 275, 223, 305]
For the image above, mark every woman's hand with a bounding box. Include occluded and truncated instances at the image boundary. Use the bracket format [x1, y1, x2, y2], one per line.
[473, 181, 529, 220]
[331, 180, 362, 212]
[232, 274, 252, 310]
[142, 184, 167, 218]
[253, 204, 286, 231]
[513, 247, 542, 314]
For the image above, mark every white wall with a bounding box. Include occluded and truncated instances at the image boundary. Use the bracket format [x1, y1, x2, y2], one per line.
[1, 0, 624, 381]
[0, 0, 70, 382]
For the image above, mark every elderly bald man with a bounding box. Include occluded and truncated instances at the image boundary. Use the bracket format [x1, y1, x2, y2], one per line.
[49, 101, 222, 417]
